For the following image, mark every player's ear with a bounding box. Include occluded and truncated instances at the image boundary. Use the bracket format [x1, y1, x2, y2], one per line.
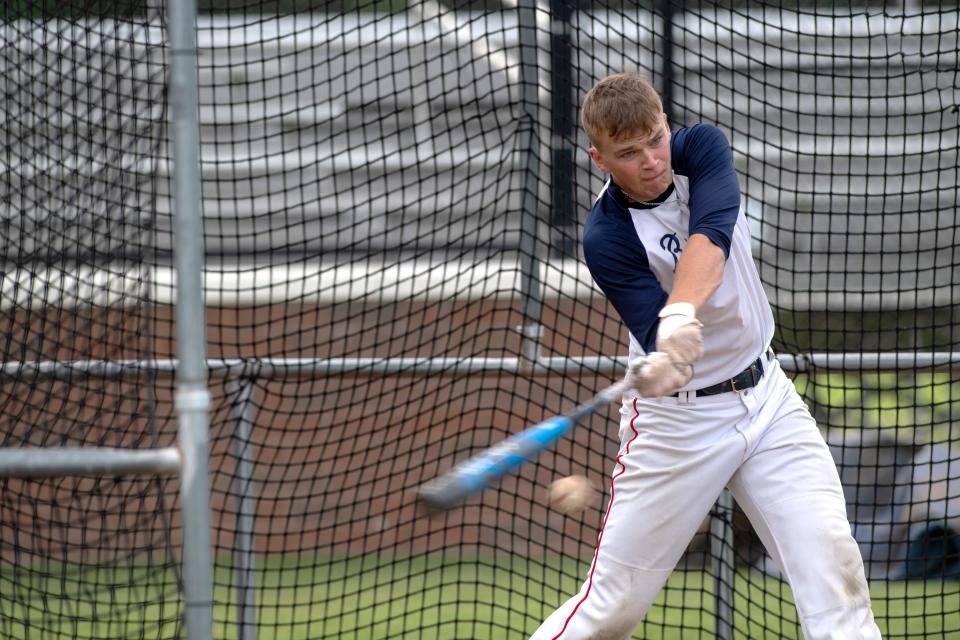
[588, 147, 609, 173]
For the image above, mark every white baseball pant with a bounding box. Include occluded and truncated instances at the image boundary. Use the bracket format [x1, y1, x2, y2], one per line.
[529, 353, 881, 640]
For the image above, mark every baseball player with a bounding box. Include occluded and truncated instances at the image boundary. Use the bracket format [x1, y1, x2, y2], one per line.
[530, 73, 881, 639]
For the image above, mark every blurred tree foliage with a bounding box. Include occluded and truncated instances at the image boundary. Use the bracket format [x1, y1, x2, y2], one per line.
[795, 371, 960, 444]
[780, 306, 959, 443]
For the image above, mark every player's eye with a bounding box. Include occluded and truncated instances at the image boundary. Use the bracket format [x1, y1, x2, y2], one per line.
[619, 149, 635, 158]
[650, 135, 663, 147]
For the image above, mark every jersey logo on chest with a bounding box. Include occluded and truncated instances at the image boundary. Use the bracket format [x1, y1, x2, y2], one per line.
[659, 232, 683, 266]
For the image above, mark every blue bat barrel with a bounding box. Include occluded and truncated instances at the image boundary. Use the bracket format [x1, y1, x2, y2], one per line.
[418, 416, 574, 511]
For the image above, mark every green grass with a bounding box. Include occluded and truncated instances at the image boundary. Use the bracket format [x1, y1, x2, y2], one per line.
[1, 554, 958, 639]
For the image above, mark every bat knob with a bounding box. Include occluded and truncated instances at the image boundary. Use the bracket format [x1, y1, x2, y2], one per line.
[416, 477, 462, 512]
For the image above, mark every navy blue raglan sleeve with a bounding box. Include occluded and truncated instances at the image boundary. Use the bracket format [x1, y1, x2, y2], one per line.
[583, 214, 667, 353]
[671, 124, 741, 257]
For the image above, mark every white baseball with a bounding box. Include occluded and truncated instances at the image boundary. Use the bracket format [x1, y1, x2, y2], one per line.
[548, 475, 598, 514]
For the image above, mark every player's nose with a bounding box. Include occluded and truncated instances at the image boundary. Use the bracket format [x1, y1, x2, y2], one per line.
[637, 148, 658, 168]
[637, 149, 660, 172]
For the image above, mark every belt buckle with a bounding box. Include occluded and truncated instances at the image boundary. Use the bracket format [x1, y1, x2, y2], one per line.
[730, 375, 739, 393]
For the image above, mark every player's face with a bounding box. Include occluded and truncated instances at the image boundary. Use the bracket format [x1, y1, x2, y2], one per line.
[589, 113, 672, 203]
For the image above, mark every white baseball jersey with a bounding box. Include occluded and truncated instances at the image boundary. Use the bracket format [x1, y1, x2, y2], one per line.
[582, 124, 774, 389]
[530, 123, 880, 640]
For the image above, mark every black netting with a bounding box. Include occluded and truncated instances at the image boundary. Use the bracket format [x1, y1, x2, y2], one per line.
[1, 1, 958, 638]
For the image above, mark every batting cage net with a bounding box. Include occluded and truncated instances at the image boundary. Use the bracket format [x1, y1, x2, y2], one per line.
[1, 0, 958, 638]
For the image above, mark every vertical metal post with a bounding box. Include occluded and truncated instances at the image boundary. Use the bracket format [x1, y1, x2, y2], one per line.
[549, 0, 575, 258]
[231, 379, 258, 640]
[656, 0, 676, 121]
[710, 489, 735, 640]
[516, 0, 544, 369]
[168, 0, 214, 637]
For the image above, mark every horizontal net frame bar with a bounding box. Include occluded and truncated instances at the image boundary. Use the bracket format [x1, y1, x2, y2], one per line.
[0, 447, 181, 479]
[2, 353, 959, 380]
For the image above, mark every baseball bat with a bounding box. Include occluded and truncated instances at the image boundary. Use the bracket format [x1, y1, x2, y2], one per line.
[417, 377, 632, 511]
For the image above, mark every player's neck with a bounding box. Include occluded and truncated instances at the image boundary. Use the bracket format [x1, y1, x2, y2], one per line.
[618, 182, 675, 208]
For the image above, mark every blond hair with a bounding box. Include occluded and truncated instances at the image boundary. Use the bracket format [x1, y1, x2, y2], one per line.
[580, 73, 664, 145]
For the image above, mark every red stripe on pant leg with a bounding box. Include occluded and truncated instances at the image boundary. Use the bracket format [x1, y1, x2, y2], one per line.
[550, 396, 643, 640]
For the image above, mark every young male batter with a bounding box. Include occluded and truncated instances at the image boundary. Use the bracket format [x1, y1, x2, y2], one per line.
[530, 73, 881, 639]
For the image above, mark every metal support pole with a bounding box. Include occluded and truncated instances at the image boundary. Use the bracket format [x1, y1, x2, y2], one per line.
[656, 0, 676, 121]
[710, 489, 735, 640]
[549, 0, 575, 258]
[517, 0, 544, 371]
[0, 447, 180, 478]
[231, 379, 258, 640]
[168, 0, 214, 636]
[3, 352, 958, 381]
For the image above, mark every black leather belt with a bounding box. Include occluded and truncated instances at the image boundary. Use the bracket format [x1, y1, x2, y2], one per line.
[675, 354, 766, 398]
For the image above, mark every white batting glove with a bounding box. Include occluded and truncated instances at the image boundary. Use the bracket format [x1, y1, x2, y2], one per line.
[626, 352, 693, 398]
[656, 302, 704, 366]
